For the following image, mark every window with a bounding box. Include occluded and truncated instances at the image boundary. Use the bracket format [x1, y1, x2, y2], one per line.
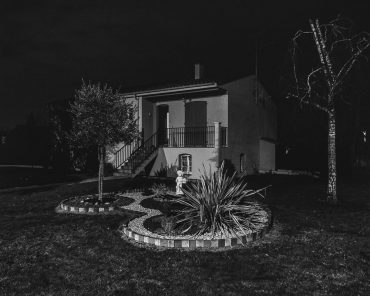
[179, 154, 192, 174]
[240, 153, 246, 172]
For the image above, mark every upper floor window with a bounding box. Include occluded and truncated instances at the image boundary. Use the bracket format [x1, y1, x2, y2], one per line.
[179, 154, 192, 174]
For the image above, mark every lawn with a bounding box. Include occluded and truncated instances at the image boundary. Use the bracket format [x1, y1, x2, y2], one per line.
[0, 166, 82, 189]
[0, 176, 369, 295]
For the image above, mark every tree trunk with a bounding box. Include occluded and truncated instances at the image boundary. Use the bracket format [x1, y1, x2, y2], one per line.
[311, 19, 338, 204]
[327, 110, 337, 203]
[98, 146, 105, 202]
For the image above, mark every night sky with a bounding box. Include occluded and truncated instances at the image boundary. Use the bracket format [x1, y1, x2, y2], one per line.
[1, 0, 369, 129]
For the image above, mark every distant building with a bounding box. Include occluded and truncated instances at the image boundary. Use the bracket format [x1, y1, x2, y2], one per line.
[109, 64, 277, 178]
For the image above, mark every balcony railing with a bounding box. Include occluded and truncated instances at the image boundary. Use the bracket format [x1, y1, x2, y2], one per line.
[113, 126, 228, 169]
[161, 126, 228, 148]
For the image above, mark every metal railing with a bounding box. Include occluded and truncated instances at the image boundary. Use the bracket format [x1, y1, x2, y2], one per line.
[113, 125, 228, 171]
[129, 132, 158, 172]
[113, 139, 140, 169]
[165, 126, 215, 147]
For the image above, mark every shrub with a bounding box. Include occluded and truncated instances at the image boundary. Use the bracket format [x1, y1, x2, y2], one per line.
[173, 162, 269, 238]
[153, 167, 168, 177]
[153, 165, 178, 178]
[150, 183, 169, 199]
[160, 215, 177, 235]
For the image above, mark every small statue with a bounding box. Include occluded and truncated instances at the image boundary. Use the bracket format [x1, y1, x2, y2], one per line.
[176, 170, 187, 195]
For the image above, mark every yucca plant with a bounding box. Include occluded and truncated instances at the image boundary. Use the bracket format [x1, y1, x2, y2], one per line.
[173, 162, 269, 238]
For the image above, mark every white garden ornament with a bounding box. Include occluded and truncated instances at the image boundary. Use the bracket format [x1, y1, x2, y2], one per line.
[176, 170, 187, 195]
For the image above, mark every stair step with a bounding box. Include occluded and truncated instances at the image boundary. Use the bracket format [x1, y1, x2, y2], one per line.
[115, 146, 158, 178]
[113, 170, 132, 176]
[117, 168, 132, 173]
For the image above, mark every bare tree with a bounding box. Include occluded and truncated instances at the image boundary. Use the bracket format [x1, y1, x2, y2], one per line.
[287, 17, 370, 204]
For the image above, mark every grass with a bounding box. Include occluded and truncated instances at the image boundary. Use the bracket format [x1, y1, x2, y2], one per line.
[0, 176, 369, 295]
[0, 167, 83, 189]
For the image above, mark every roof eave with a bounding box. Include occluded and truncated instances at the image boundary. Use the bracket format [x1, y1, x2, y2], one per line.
[124, 82, 218, 98]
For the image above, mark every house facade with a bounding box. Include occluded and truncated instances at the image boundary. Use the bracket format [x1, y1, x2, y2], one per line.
[109, 65, 277, 179]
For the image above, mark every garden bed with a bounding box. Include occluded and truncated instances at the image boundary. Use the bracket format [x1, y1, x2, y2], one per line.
[58, 192, 135, 214]
[140, 196, 184, 213]
[120, 192, 273, 249]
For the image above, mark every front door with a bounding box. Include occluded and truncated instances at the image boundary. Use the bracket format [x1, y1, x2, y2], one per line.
[157, 105, 169, 145]
[185, 101, 207, 146]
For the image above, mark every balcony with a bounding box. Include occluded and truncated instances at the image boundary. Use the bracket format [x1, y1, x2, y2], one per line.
[160, 126, 228, 148]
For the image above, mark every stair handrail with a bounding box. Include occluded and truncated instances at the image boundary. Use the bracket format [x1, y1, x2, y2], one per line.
[128, 131, 158, 172]
[113, 139, 140, 169]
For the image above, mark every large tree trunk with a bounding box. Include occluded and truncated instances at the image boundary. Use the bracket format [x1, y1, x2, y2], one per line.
[327, 110, 337, 203]
[98, 146, 105, 202]
[311, 19, 338, 204]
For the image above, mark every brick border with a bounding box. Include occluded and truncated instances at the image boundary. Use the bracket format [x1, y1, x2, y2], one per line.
[120, 209, 273, 249]
[57, 189, 142, 215]
[59, 199, 117, 214]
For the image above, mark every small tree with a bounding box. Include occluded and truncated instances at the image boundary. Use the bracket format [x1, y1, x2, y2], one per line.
[287, 17, 370, 204]
[70, 81, 138, 201]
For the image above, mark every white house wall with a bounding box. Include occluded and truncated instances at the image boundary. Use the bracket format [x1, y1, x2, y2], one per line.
[151, 94, 228, 128]
[149, 147, 218, 179]
[107, 96, 139, 164]
[141, 97, 154, 141]
[259, 139, 276, 171]
[221, 76, 277, 174]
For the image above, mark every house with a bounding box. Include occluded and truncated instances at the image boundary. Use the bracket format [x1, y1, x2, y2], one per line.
[109, 64, 277, 179]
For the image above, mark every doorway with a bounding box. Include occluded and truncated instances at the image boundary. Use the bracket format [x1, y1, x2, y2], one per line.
[185, 101, 207, 146]
[157, 105, 169, 145]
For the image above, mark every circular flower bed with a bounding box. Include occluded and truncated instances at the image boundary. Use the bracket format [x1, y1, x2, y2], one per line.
[119, 192, 273, 249]
[140, 196, 184, 214]
[120, 164, 274, 249]
[58, 192, 135, 214]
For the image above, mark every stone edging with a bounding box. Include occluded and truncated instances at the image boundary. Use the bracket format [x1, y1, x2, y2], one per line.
[120, 193, 273, 249]
[57, 189, 142, 214]
[120, 221, 272, 249]
[59, 198, 117, 213]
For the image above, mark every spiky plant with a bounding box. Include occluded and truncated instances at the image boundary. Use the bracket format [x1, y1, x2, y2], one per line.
[150, 183, 169, 199]
[173, 163, 269, 238]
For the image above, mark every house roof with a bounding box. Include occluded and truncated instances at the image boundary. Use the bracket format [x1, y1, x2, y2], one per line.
[123, 79, 217, 93]
[123, 79, 219, 97]
[122, 74, 271, 99]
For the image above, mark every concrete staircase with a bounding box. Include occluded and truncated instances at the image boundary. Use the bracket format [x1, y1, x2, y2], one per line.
[113, 132, 158, 178]
[114, 148, 158, 178]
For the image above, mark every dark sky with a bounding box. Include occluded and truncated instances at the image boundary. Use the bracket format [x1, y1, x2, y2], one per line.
[1, 0, 369, 129]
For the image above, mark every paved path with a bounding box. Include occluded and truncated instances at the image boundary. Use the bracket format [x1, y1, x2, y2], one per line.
[119, 192, 162, 238]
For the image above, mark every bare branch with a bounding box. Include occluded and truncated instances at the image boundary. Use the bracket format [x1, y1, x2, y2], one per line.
[288, 17, 369, 114]
[306, 67, 323, 96]
[286, 92, 329, 113]
[310, 19, 334, 89]
[293, 30, 313, 42]
[333, 39, 370, 90]
[315, 19, 336, 84]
